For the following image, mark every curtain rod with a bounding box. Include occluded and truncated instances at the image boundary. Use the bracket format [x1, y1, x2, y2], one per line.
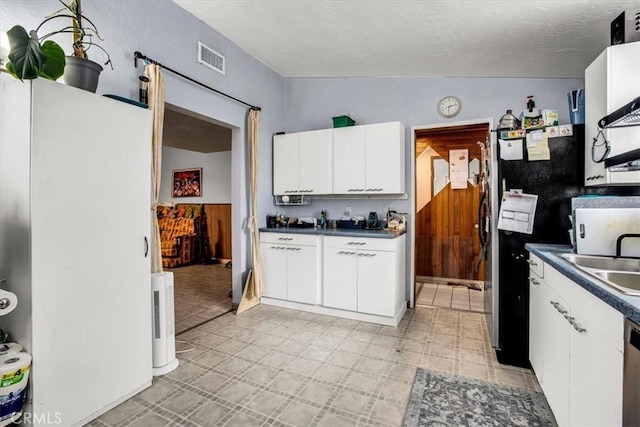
[133, 51, 261, 111]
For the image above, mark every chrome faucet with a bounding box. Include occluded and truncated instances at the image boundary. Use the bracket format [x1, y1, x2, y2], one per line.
[616, 233, 640, 257]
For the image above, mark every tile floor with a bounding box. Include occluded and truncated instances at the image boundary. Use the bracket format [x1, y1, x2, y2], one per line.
[416, 281, 485, 312]
[91, 304, 539, 426]
[171, 263, 233, 335]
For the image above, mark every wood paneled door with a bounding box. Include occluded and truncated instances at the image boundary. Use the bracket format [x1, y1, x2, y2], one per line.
[415, 124, 489, 280]
[204, 204, 232, 260]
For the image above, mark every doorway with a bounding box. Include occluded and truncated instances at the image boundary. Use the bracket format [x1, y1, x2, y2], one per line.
[413, 122, 490, 312]
[160, 105, 234, 334]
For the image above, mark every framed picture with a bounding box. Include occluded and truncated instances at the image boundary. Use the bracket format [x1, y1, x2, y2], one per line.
[172, 168, 202, 197]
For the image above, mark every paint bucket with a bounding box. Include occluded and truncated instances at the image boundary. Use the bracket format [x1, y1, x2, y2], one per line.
[568, 89, 585, 125]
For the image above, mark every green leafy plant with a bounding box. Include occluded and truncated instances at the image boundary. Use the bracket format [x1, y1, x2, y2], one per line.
[5, 0, 112, 81]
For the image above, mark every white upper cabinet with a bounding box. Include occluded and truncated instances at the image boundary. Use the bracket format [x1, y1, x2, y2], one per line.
[273, 129, 332, 195]
[273, 133, 299, 195]
[365, 122, 405, 194]
[585, 42, 640, 185]
[333, 122, 405, 194]
[333, 125, 367, 193]
[299, 129, 333, 194]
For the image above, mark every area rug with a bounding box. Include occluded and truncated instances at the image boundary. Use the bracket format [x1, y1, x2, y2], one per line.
[403, 368, 556, 427]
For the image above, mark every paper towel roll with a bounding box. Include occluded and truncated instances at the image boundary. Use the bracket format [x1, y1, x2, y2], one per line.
[0, 290, 17, 316]
[0, 343, 22, 357]
[0, 352, 31, 427]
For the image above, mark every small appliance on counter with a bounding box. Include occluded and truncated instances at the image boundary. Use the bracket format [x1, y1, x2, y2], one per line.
[338, 217, 366, 229]
[366, 212, 380, 229]
[289, 217, 317, 228]
[385, 209, 406, 231]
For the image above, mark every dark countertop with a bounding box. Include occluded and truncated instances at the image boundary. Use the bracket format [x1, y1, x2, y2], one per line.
[525, 243, 640, 324]
[259, 227, 406, 239]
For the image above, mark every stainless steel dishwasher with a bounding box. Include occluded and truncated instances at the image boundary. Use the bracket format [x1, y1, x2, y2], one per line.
[624, 318, 640, 426]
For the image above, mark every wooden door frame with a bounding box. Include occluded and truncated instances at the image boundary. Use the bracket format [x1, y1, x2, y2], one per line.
[409, 117, 496, 308]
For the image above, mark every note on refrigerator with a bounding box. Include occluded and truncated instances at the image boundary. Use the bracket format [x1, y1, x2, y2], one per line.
[499, 139, 523, 160]
[526, 131, 550, 161]
[497, 192, 538, 234]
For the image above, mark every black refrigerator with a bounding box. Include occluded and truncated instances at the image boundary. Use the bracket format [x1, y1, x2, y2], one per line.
[486, 124, 636, 367]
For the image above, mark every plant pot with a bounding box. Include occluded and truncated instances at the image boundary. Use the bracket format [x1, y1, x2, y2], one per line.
[62, 56, 103, 93]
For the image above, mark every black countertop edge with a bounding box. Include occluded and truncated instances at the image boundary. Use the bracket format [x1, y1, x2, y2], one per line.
[525, 243, 640, 324]
[259, 227, 406, 239]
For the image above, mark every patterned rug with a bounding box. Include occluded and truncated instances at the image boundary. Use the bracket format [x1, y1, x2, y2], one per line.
[403, 368, 556, 427]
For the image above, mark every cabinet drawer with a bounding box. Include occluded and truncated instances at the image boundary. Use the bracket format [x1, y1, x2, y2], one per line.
[528, 253, 544, 278]
[545, 265, 624, 351]
[323, 235, 397, 251]
[260, 232, 319, 246]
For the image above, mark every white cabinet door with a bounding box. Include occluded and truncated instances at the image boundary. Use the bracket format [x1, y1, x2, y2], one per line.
[287, 245, 318, 305]
[365, 122, 405, 194]
[2, 79, 153, 426]
[333, 126, 366, 194]
[299, 129, 332, 194]
[528, 272, 544, 384]
[356, 250, 396, 316]
[323, 248, 358, 311]
[260, 243, 288, 299]
[541, 283, 571, 427]
[273, 133, 299, 195]
[585, 43, 640, 185]
[569, 307, 623, 427]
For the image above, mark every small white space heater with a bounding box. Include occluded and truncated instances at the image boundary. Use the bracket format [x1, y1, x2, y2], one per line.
[151, 272, 179, 376]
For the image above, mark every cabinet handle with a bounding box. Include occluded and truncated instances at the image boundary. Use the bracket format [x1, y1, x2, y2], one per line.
[278, 237, 293, 241]
[358, 253, 376, 257]
[286, 247, 301, 251]
[586, 174, 604, 181]
[337, 250, 355, 255]
[550, 300, 568, 315]
[530, 278, 540, 285]
[526, 260, 538, 266]
[564, 315, 587, 333]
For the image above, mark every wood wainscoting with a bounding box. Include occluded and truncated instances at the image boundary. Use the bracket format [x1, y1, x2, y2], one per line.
[204, 204, 232, 260]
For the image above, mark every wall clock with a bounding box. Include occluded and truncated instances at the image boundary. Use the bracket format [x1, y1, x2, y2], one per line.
[437, 96, 461, 118]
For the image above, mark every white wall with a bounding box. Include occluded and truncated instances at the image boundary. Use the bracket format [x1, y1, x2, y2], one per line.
[160, 147, 231, 204]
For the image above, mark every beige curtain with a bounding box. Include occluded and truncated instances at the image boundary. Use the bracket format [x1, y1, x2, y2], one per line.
[237, 108, 262, 314]
[145, 64, 165, 273]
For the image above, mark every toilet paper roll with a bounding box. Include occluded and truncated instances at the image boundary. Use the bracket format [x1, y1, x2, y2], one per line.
[0, 290, 17, 316]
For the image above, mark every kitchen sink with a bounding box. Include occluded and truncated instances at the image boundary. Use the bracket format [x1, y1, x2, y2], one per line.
[559, 253, 640, 273]
[594, 271, 640, 294]
[557, 253, 640, 296]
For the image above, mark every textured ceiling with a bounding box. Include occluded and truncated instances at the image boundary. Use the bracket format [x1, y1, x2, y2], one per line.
[174, 0, 638, 78]
[163, 108, 231, 153]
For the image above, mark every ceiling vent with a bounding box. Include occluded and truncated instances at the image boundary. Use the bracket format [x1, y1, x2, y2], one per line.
[198, 42, 225, 75]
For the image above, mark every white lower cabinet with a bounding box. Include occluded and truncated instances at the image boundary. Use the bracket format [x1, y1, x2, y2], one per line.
[528, 255, 624, 427]
[260, 233, 320, 305]
[528, 254, 545, 385]
[323, 248, 358, 311]
[323, 235, 405, 318]
[541, 282, 572, 426]
[260, 232, 406, 325]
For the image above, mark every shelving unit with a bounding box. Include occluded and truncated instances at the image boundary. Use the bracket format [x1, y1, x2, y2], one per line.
[598, 96, 640, 128]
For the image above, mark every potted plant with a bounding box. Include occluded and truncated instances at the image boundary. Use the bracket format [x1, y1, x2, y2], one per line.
[5, 0, 112, 92]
